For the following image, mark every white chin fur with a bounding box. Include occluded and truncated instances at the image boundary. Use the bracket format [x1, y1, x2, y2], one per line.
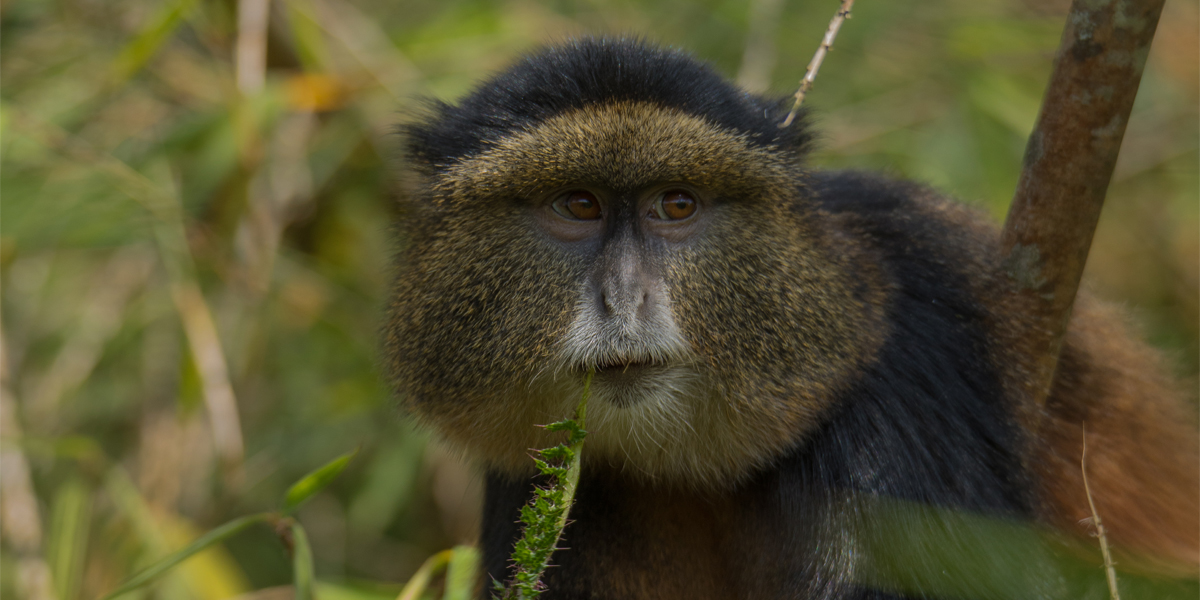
[456, 284, 788, 487]
[519, 286, 756, 486]
[518, 365, 776, 488]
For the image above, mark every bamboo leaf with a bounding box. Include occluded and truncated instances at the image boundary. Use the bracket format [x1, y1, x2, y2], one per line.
[110, 0, 200, 83]
[442, 546, 480, 600]
[282, 0, 331, 71]
[396, 549, 453, 600]
[290, 523, 315, 600]
[48, 477, 91, 600]
[99, 513, 269, 600]
[283, 449, 358, 515]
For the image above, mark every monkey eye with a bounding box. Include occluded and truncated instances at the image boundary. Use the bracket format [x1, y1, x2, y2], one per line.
[552, 190, 602, 220]
[650, 190, 697, 221]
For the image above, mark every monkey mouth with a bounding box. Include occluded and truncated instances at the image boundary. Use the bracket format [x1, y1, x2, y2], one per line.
[589, 356, 666, 375]
[577, 357, 691, 408]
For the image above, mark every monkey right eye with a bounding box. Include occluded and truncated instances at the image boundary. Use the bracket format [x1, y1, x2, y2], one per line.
[552, 191, 602, 220]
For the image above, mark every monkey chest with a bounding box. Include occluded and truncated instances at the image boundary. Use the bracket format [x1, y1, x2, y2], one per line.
[481, 471, 810, 600]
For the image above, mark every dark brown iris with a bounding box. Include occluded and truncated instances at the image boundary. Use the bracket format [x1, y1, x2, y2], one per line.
[554, 190, 602, 220]
[652, 190, 696, 220]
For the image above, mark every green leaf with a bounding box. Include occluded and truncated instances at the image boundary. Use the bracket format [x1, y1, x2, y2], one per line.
[442, 546, 480, 600]
[99, 513, 269, 600]
[283, 449, 358, 515]
[110, 0, 200, 84]
[48, 477, 91, 600]
[314, 582, 400, 600]
[290, 523, 315, 600]
[283, 0, 331, 71]
[396, 549, 453, 600]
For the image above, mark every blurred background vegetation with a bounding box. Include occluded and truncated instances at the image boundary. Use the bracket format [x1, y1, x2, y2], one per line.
[1, 0, 1196, 599]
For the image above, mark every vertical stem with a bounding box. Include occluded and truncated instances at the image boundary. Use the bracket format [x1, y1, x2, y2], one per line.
[236, 0, 271, 94]
[553, 370, 592, 537]
[171, 283, 245, 482]
[999, 0, 1165, 416]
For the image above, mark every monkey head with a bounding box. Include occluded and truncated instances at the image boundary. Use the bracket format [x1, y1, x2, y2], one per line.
[386, 39, 887, 486]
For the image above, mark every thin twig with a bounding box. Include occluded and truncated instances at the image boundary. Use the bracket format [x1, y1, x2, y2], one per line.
[780, 0, 855, 128]
[1081, 423, 1121, 600]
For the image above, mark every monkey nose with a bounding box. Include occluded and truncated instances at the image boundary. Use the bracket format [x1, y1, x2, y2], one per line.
[600, 287, 649, 318]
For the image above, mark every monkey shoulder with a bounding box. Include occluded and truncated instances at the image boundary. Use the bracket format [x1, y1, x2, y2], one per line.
[697, 170, 1027, 517]
[804, 170, 1198, 571]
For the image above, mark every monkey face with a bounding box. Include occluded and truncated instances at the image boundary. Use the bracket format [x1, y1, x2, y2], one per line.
[544, 184, 700, 408]
[390, 75, 885, 485]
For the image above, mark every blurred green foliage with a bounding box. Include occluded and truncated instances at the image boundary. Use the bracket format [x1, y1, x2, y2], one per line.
[1, 0, 1196, 599]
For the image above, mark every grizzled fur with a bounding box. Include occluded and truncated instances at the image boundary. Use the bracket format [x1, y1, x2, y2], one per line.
[387, 38, 1199, 599]
[403, 38, 813, 173]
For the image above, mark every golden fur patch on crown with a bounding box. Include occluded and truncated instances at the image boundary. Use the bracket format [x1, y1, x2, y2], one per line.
[432, 101, 802, 203]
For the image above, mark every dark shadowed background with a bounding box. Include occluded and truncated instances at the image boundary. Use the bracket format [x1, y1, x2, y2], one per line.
[1, 0, 1196, 598]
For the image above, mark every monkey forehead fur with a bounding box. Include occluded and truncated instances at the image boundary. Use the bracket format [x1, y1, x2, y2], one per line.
[404, 37, 813, 173]
[386, 39, 889, 486]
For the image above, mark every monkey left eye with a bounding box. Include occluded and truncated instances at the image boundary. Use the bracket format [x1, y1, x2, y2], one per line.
[650, 190, 697, 220]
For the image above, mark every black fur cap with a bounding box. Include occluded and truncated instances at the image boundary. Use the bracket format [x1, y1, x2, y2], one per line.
[404, 37, 813, 172]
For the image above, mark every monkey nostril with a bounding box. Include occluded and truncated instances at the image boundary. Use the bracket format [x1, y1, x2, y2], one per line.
[600, 288, 614, 315]
[639, 291, 650, 310]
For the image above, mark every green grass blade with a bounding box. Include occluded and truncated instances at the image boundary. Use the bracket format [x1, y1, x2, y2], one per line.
[315, 581, 401, 600]
[396, 550, 453, 600]
[290, 523, 315, 600]
[282, 0, 331, 71]
[110, 0, 199, 83]
[283, 449, 358, 515]
[442, 546, 480, 600]
[99, 513, 269, 600]
[47, 477, 92, 600]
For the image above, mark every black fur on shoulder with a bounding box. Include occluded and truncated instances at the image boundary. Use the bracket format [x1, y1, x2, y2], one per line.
[805, 171, 1031, 515]
[403, 37, 813, 172]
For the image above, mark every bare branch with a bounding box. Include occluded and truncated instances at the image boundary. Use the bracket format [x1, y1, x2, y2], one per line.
[999, 0, 1166, 416]
[780, 0, 855, 128]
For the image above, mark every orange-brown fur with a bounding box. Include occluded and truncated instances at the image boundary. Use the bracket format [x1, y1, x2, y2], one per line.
[1038, 298, 1199, 574]
[891, 189, 1199, 574]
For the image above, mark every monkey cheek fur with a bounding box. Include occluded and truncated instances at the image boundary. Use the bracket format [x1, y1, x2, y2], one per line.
[387, 101, 889, 486]
[387, 207, 887, 488]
